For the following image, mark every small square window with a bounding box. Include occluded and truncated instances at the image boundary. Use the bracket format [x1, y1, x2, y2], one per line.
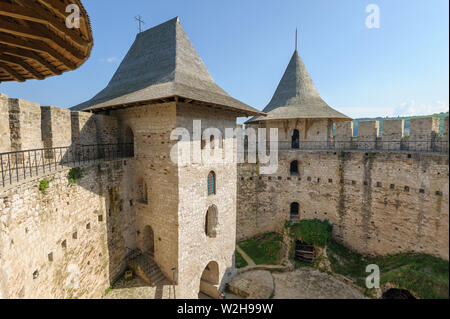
[419, 189, 425, 194]
[98, 215, 103, 222]
[61, 240, 67, 249]
[48, 252, 53, 262]
[404, 186, 410, 192]
[72, 232, 77, 239]
[328, 179, 333, 183]
[390, 184, 395, 190]
[376, 182, 382, 188]
[86, 223, 91, 230]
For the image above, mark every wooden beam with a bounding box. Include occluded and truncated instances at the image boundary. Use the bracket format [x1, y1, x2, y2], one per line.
[0, 54, 44, 80]
[0, 2, 89, 47]
[0, 62, 25, 82]
[0, 45, 62, 75]
[0, 19, 85, 61]
[0, 33, 77, 69]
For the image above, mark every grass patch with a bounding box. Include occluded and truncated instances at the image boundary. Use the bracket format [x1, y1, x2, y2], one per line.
[286, 219, 332, 247]
[39, 179, 51, 194]
[238, 232, 283, 265]
[235, 250, 248, 268]
[68, 167, 83, 184]
[327, 240, 449, 299]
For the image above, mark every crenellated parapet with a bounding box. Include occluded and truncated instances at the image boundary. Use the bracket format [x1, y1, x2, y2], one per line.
[0, 93, 120, 154]
[333, 117, 448, 153]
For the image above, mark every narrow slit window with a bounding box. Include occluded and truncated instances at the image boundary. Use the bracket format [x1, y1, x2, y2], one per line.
[207, 171, 216, 196]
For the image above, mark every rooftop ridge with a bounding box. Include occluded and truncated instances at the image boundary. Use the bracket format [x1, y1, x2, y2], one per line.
[72, 17, 261, 116]
[247, 50, 351, 123]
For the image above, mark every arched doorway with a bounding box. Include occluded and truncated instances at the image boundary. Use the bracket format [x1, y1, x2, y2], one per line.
[290, 202, 299, 220]
[198, 261, 219, 299]
[142, 225, 155, 257]
[290, 160, 299, 176]
[292, 129, 299, 149]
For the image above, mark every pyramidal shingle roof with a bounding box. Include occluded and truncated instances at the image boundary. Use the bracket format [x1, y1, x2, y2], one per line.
[247, 50, 351, 123]
[72, 17, 262, 116]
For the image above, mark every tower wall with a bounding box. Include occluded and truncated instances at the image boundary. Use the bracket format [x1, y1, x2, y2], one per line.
[113, 102, 180, 284]
[175, 102, 237, 299]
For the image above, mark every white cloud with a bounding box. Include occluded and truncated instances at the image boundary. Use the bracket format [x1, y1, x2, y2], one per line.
[99, 57, 119, 63]
[393, 100, 449, 117]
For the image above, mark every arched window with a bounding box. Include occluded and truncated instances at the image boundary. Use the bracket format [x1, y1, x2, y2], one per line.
[205, 205, 218, 238]
[137, 178, 148, 204]
[290, 202, 299, 220]
[207, 171, 216, 196]
[292, 129, 299, 149]
[290, 160, 299, 176]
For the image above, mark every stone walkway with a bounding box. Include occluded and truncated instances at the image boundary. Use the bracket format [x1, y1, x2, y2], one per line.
[236, 245, 256, 266]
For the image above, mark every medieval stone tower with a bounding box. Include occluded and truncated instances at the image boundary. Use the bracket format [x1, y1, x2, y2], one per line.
[0, 17, 261, 299]
[73, 17, 261, 298]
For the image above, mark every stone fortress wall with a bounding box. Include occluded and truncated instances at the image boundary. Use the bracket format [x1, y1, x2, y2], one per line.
[0, 92, 448, 299]
[238, 117, 449, 260]
[0, 94, 238, 299]
[0, 94, 135, 298]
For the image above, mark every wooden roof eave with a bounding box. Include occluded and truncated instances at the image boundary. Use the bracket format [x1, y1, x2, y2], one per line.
[86, 95, 266, 118]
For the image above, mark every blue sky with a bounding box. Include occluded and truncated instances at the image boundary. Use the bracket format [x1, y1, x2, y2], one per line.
[1, 0, 448, 118]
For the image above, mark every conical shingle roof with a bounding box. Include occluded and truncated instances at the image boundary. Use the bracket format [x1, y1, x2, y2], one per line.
[247, 50, 350, 123]
[72, 17, 262, 116]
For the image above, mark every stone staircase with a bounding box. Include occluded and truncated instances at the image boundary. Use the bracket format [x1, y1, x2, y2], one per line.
[126, 251, 167, 286]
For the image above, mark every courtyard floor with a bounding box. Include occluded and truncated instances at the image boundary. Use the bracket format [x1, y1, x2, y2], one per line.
[104, 276, 175, 299]
[105, 267, 365, 299]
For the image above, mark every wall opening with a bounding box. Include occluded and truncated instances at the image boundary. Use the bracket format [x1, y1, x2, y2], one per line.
[292, 129, 299, 149]
[290, 160, 299, 176]
[124, 126, 135, 157]
[207, 171, 216, 196]
[198, 261, 219, 299]
[137, 178, 148, 204]
[205, 205, 218, 238]
[382, 289, 416, 299]
[290, 202, 299, 220]
[294, 240, 315, 262]
[142, 225, 155, 257]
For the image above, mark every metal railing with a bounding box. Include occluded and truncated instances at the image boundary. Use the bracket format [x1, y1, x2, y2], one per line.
[0, 143, 134, 188]
[243, 139, 448, 154]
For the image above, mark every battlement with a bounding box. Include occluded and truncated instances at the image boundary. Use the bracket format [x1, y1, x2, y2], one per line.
[334, 117, 449, 153]
[0, 93, 119, 154]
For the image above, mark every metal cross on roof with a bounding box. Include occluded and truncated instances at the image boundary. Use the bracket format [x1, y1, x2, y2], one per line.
[135, 15, 145, 33]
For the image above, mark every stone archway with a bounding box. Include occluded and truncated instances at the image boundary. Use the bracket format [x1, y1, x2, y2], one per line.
[198, 261, 219, 299]
[382, 288, 416, 299]
[142, 225, 155, 256]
